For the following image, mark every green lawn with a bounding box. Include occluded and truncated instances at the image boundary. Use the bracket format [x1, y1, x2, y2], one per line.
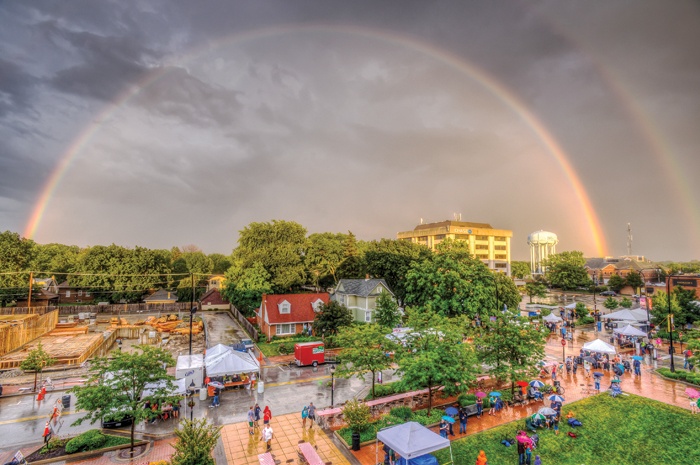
[433, 394, 700, 465]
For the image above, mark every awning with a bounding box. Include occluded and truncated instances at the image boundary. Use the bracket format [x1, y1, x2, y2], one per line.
[582, 338, 616, 354]
[376, 422, 452, 462]
[205, 346, 260, 376]
[542, 313, 562, 323]
[613, 325, 647, 337]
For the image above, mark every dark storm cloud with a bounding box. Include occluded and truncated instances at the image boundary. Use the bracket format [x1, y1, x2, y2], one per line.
[0, 58, 39, 118]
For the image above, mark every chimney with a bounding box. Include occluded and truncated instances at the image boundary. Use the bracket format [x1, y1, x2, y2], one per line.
[167, 292, 170, 299]
[365, 274, 370, 281]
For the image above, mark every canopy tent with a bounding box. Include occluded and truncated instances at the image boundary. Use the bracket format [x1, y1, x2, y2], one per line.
[205, 346, 260, 377]
[563, 303, 577, 310]
[601, 309, 648, 322]
[582, 338, 617, 354]
[142, 378, 187, 397]
[205, 344, 232, 358]
[630, 309, 650, 320]
[176, 354, 204, 388]
[614, 325, 647, 337]
[376, 422, 452, 465]
[542, 313, 563, 323]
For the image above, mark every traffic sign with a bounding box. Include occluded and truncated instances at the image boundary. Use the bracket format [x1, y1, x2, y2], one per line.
[561, 339, 567, 346]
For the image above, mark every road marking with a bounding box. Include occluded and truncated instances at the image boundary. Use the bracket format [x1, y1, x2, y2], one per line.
[264, 375, 329, 387]
[0, 411, 83, 425]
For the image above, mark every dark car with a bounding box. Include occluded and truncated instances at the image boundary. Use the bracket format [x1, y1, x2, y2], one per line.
[600, 291, 617, 296]
[101, 407, 134, 428]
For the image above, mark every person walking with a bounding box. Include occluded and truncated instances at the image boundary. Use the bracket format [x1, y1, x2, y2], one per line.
[210, 387, 220, 408]
[458, 407, 468, 434]
[488, 396, 496, 415]
[633, 358, 642, 377]
[690, 397, 698, 414]
[301, 405, 309, 428]
[583, 360, 591, 378]
[307, 402, 316, 430]
[517, 435, 526, 465]
[263, 405, 272, 425]
[551, 364, 557, 382]
[439, 419, 448, 439]
[260, 423, 274, 451]
[476, 396, 483, 418]
[254, 403, 262, 427]
[247, 406, 256, 435]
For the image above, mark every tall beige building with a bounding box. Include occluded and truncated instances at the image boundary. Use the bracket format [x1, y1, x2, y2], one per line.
[397, 220, 512, 275]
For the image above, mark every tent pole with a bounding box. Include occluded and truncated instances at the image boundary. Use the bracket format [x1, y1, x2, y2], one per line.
[375, 439, 378, 465]
[449, 445, 453, 465]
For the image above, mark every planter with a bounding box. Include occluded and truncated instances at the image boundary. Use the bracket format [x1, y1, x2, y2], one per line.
[26, 439, 149, 465]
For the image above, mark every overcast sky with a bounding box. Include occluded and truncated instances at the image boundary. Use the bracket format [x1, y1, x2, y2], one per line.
[1, 0, 699, 261]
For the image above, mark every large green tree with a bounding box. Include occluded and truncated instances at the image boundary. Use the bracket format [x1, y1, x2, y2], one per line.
[20, 342, 56, 391]
[395, 309, 479, 413]
[335, 324, 397, 398]
[363, 239, 432, 305]
[476, 312, 547, 394]
[312, 300, 353, 337]
[31, 243, 80, 282]
[511, 261, 531, 280]
[0, 231, 35, 306]
[607, 274, 626, 293]
[404, 240, 520, 319]
[650, 290, 682, 328]
[70, 346, 178, 455]
[375, 291, 401, 329]
[222, 262, 273, 317]
[305, 232, 347, 288]
[208, 253, 232, 275]
[625, 271, 644, 293]
[543, 251, 589, 290]
[232, 220, 307, 292]
[525, 282, 547, 303]
[335, 232, 366, 280]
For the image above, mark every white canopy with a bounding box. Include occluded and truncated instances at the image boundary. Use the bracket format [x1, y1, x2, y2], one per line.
[542, 313, 562, 323]
[629, 309, 649, 320]
[176, 354, 204, 371]
[377, 422, 451, 461]
[614, 325, 647, 337]
[563, 303, 577, 310]
[205, 346, 260, 377]
[601, 309, 648, 322]
[143, 378, 187, 397]
[582, 338, 617, 354]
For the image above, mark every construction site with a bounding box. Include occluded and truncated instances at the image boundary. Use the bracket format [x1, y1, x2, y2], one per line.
[0, 310, 208, 372]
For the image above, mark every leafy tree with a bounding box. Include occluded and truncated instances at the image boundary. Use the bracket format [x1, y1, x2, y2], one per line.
[575, 302, 589, 319]
[404, 240, 519, 319]
[543, 251, 589, 290]
[625, 271, 644, 293]
[650, 290, 682, 328]
[620, 297, 633, 309]
[673, 286, 700, 326]
[222, 262, 273, 317]
[363, 239, 432, 305]
[313, 301, 353, 337]
[336, 232, 365, 280]
[31, 243, 80, 282]
[342, 399, 372, 433]
[0, 231, 35, 306]
[476, 312, 547, 394]
[603, 297, 618, 311]
[375, 291, 401, 329]
[70, 346, 178, 455]
[607, 274, 626, 293]
[208, 253, 232, 274]
[335, 324, 397, 398]
[20, 342, 56, 391]
[395, 309, 479, 414]
[525, 282, 547, 304]
[232, 220, 307, 292]
[305, 232, 347, 288]
[511, 261, 531, 279]
[171, 418, 222, 465]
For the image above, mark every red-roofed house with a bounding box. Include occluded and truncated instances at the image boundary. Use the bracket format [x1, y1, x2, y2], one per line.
[258, 293, 329, 342]
[200, 288, 230, 310]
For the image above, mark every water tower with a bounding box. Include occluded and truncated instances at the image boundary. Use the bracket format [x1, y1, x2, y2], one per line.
[528, 230, 558, 274]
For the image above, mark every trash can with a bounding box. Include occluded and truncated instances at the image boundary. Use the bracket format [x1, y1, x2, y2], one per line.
[62, 394, 71, 409]
[199, 388, 207, 401]
[351, 432, 361, 451]
[257, 381, 264, 394]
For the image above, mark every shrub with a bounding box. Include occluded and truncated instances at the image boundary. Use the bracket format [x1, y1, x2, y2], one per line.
[365, 381, 402, 399]
[65, 430, 107, 454]
[389, 406, 413, 421]
[343, 399, 372, 433]
[277, 342, 295, 355]
[579, 316, 595, 325]
[39, 438, 68, 454]
[458, 393, 476, 407]
[171, 418, 221, 465]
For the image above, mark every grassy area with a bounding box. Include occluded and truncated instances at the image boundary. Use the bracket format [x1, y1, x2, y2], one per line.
[433, 394, 700, 465]
[258, 335, 319, 357]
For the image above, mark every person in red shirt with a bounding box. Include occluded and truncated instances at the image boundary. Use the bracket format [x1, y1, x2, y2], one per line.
[263, 405, 272, 425]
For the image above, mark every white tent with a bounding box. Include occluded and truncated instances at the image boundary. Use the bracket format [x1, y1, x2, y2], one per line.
[376, 422, 452, 465]
[629, 309, 650, 321]
[582, 338, 617, 354]
[563, 303, 577, 310]
[614, 325, 647, 337]
[601, 309, 648, 322]
[176, 354, 204, 388]
[205, 347, 260, 377]
[143, 378, 187, 397]
[542, 313, 563, 323]
[206, 344, 232, 358]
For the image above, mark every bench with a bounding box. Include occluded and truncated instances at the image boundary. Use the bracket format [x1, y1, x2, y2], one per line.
[259, 452, 275, 465]
[299, 442, 324, 465]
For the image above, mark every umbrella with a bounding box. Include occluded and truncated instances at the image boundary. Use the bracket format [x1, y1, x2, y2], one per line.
[441, 415, 455, 424]
[207, 381, 225, 389]
[516, 381, 529, 387]
[685, 388, 700, 398]
[548, 395, 565, 402]
[489, 391, 502, 397]
[445, 406, 459, 416]
[529, 380, 545, 388]
[582, 356, 596, 364]
[593, 372, 604, 377]
[538, 407, 557, 416]
[632, 355, 644, 361]
[531, 413, 546, 421]
[611, 379, 621, 383]
[475, 391, 487, 398]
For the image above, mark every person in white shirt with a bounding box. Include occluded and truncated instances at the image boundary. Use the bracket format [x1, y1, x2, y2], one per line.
[261, 424, 274, 451]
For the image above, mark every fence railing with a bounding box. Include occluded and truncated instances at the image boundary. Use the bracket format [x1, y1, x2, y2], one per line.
[229, 305, 258, 342]
[1, 302, 193, 316]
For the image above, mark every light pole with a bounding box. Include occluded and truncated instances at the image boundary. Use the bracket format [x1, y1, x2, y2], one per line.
[666, 275, 676, 373]
[592, 271, 599, 332]
[188, 306, 197, 356]
[635, 267, 660, 339]
[330, 365, 336, 407]
[188, 380, 196, 421]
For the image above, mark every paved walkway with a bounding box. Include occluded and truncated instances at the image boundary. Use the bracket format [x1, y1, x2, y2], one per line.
[219, 413, 352, 465]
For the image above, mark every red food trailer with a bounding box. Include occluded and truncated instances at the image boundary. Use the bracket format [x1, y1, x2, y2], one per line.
[294, 341, 325, 367]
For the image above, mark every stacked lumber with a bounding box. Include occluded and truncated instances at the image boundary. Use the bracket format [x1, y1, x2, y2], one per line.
[50, 325, 89, 336]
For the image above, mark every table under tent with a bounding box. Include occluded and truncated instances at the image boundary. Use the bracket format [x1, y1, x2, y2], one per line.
[376, 421, 452, 465]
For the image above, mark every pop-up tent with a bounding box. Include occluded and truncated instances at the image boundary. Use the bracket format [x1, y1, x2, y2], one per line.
[143, 378, 187, 397]
[614, 325, 647, 337]
[376, 422, 452, 465]
[601, 309, 648, 322]
[542, 313, 563, 323]
[582, 338, 616, 354]
[205, 345, 260, 377]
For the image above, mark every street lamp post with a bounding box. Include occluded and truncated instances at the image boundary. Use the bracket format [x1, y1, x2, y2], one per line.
[188, 380, 196, 421]
[188, 306, 197, 356]
[666, 276, 676, 373]
[330, 365, 336, 407]
[593, 271, 599, 332]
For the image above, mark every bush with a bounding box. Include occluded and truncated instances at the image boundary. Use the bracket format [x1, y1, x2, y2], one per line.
[65, 430, 107, 454]
[579, 316, 595, 325]
[458, 393, 476, 407]
[365, 381, 402, 399]
[389, 406, 413, 421]
[277, 342, 295, 355]
[171, 419, 221, 465]
[39, 438, 68, 454]
[657, 367, 700, 386]
[343, 399, 372, 433]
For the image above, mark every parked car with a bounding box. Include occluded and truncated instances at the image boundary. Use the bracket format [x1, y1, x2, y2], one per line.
[241, 338, 255, 350]
[101, 407, 134, 428]
[600, 291, 617, 296]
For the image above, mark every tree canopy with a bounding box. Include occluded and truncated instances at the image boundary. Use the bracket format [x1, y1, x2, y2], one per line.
[312, 300, 353, 337]
[20, 342, 56, 391]
[543, 251, 589, 290]
[374, 291, 401, 329]
[222, 262, 273, 317]
[607, 274, 626, 292]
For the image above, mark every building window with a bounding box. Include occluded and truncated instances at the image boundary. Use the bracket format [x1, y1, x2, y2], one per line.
[365, 310, 372, 323]
[276, 324, 294, 335]
[66, 290, 71, 297]
[476, 244, 488, 249]
[495, 236, 505, 241]
[279, 302, 291, 314]
[495, 245, 506, 250]
[495, 254, 507, 260]
[78, 290, 83, 296]
[455, 234, 470, 240]
[86, 291, 91, 297]
[476, 236, 488, 240]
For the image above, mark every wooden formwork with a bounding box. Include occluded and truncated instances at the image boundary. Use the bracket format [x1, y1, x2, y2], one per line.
[0, 310, 58, 357]
[0, 333, 104, 370]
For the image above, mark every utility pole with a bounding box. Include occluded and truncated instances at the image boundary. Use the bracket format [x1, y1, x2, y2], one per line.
[28, 271, 34, 312]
